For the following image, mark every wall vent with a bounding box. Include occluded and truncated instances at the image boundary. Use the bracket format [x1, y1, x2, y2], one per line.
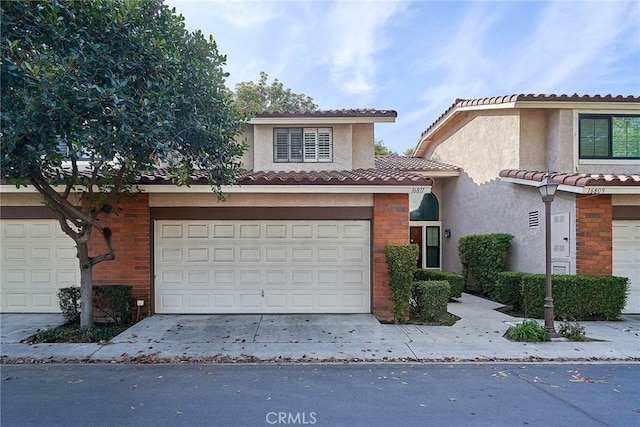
[528, 211, 540, 228]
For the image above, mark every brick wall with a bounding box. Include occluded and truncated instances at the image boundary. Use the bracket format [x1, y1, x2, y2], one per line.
[575, 194, 612, 275]
[372, 193, 409, 320]
[89, 194, 151, 312]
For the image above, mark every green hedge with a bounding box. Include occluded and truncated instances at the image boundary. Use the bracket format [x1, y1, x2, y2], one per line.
[490, 272, 628, 320]
[491, 272, 525, 312]
[93, 285, 134, 325]
[411, 280, 450, 322]
[58, 287, 81, 323]
[521, 274, 628, 321]
[414, 269, 464, 299]
[458, 233, 513, 294]
[57, 285, 135, 325]
[384, 244, 419, 323]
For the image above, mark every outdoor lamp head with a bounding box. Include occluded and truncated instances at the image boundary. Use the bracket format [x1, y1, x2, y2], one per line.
[537, 175, 558, 203]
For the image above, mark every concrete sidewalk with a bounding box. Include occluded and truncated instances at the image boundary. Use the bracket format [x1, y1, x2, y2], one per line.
[2, 294, 639, 363]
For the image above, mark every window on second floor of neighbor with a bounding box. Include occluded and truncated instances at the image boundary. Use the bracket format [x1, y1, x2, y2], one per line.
[273, 128, 333, 163]
[579, 114, 640, 159]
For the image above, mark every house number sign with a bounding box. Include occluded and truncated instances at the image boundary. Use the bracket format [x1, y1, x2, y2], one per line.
[586, 187, 606, 195]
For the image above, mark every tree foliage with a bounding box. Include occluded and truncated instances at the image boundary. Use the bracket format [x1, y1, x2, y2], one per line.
[1, 0, 246, 327]
[374, 140, 390, 155]
[233, 71, 318, 114]
[374, 139, 398, 156]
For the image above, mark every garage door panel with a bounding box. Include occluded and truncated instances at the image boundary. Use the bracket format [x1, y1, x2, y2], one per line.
[155, 220, 370, 314]
[32, 293, 56, 308]
[613, 220, 640, 313]
[291, 248, 312, 262]
[213, 224, 234, 238]
[1, 220, 78, 313]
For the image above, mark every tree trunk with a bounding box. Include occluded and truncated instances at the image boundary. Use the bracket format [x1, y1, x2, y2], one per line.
[77, 241, 94, 329]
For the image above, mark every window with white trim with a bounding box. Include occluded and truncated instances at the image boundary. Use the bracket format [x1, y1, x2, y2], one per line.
[274, 128, 333, 163]
[579, 114, 640, 159]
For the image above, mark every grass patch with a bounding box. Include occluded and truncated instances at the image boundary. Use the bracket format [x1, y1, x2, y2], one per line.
[22, 321, 130, 344]
[505, 319, 550, 342]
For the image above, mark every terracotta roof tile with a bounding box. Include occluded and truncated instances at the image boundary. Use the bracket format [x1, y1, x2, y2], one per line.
[374, 155, 460, 171]
[499, 169, 640, 187]
[136, 167, 432, 187]
[254, 109, 397, 119]
[421, 94, 640, 140]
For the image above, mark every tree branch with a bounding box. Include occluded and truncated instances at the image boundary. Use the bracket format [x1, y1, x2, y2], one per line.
[63, 151, 79, 199]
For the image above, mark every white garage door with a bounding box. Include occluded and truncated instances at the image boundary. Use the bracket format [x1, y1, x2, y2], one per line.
[1, 220, 79, 313]
[613, 220, 640, 314]
[154, 220, 371, 314]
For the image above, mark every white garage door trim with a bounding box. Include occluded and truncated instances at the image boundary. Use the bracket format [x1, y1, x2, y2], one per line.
[154, 220, 371, 314]
[613, 220, 640, 314]
[1, 219, 79, 313]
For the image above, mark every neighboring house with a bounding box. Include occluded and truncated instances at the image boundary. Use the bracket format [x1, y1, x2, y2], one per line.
[413, 94, 640, 313]
[0, 109, 457, 321]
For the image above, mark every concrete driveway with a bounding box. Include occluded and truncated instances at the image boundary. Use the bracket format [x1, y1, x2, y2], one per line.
[2, 294, 639, 362]
[0, 313, 65, 343]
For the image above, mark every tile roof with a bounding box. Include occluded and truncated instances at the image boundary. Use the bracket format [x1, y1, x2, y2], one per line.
[254, 109, 397, 119]
[136, 167, 432, 187]
[421, 94, 640, 140]
[499, 169, 640, 187]
[374, 155, 460, 172]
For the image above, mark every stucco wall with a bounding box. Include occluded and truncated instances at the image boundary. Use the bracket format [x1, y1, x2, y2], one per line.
[149, 192, 373, 207]
[251, 123, 356, 172]
[545, 109, 574, 172]
[238, 128, 254, 170]
[0, 193, 48, 206]
[518, 109, 547, 170]
[425, 108, 578, 275]
[429, 110, 521, 184]
[352, 123, 375, 169]
[437, 173, 576, 275]
[613, 195, 640, 206]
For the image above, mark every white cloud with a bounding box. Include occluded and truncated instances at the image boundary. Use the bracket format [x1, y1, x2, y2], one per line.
[170, 0, 280, 29]
[504, 1, 640, 93]
[314, 1, 407, 99]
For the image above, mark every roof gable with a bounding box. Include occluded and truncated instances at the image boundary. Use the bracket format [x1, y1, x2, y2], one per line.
[416, 94, 640, 155]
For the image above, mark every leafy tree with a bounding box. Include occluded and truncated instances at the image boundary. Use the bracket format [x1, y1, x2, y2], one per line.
[403, 147, 415, 156]
[233, 71, 318, 114]
[1, 0, 246, 327]
[375, 140, 397, 155]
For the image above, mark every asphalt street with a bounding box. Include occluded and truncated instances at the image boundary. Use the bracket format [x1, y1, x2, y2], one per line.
[1, 363, 638, 427]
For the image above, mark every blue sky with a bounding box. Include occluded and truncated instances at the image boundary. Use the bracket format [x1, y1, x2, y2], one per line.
[166, 0, 640, 154]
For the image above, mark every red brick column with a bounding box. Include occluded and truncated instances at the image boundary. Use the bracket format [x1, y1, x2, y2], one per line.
[89, 194, 151, 311]
[372, 193, 409, 321]
[575, 194, 612, 275]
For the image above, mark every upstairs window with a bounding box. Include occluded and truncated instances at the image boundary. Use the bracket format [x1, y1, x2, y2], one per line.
[579, 114, 640, 159]
[274, 128, 332, 163]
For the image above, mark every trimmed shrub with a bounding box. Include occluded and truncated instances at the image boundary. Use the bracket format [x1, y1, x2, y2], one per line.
[412, 280, 450, 322]
[521, 274, 628, 321]
[491, 272, 525, 311]
[93, 285, 134, 325]
[57, 287, 81, 323]
[385, 244, 419, 323]
[458, 233, 513, 294]
[559, 320, 587, 341]
[414, 269, 464, 299]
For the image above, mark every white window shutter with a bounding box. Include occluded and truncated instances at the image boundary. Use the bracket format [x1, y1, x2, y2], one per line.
[289, 128, 303, 161]
[317, 128, 332, 162]
[304, 128, 318, 161]
[274, 129, 289, 161]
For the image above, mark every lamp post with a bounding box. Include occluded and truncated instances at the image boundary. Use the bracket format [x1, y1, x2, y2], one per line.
[537, 175, 559, 334]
